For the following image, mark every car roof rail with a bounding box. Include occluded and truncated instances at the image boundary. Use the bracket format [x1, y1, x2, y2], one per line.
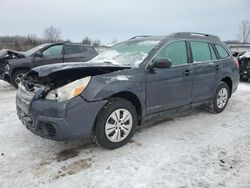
[129, 35, 151, 40]
[170, 32, 221, 41]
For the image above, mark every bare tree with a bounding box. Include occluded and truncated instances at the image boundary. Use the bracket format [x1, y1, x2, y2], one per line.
[0, 35, 43, 51]
[43, 26, 62, 42]
[237, 20, 250, 43]
[65, 38, 71, 43]
[82, 37, 91, 45]
[27, 34, 39, 45]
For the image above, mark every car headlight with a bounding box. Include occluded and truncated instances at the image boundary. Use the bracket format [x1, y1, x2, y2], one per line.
[46, 76, 91, 102]
[5, 64, 10, 71]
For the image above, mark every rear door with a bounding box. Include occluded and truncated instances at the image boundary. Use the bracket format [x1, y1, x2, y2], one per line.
[146, 40, 194, 114]
[63, 45, 97, 62]
[32, 44, 63, 67]
[189, 41, 218, 102]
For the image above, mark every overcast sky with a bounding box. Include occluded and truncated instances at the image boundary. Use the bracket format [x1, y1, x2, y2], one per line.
[0, 0, 249, 43]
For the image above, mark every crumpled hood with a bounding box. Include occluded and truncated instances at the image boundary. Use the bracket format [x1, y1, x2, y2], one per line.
[31, 61, 130, 77]
[0, 49, 25, 60]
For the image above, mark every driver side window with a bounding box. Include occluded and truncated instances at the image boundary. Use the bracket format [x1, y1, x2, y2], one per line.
[155, 41, 187, 66]
[42, 45, 63, 58]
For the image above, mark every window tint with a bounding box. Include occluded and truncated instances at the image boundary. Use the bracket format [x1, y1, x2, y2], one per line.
[42, 45, 63, 58]
[64, 45, 87, 55]
[155, 41, 187, 65]
[215, 44, 229, 59]
[209, 44, 217, 60]
[190, 41, 211, 62]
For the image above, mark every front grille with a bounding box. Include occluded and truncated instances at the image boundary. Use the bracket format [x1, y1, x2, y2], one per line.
[17, 83, 35, 101]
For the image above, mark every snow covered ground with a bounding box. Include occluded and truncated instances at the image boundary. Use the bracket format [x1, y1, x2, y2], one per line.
[0, 80, 250, 188]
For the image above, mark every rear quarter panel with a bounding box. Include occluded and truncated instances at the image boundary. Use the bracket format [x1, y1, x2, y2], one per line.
[215, 57, 239, 95]
[222, 57, 239, 93]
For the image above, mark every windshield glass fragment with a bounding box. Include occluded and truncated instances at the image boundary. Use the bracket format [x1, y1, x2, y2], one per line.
[92, 40, 160, 67]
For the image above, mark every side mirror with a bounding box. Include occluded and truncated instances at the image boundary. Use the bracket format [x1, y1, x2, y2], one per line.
[35, 51, 43, 58]
[151, 58, 172, 69]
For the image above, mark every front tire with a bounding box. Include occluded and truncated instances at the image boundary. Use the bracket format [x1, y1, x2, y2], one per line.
[94, 97, 138, 149]
[208, 82, 230, 113]
[11, 70, 27, 88]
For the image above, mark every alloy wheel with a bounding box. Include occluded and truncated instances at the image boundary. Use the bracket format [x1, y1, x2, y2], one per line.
[105, 108, 133, 143]
[217, 88, 228, 109]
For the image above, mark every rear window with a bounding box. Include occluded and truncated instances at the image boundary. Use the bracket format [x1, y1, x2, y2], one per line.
[190, 41, 211, 62]
[215, 44, 230, 59]
[64, 45, 88, 55]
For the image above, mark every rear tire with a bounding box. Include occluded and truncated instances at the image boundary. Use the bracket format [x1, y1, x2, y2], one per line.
[11, 70, 27, 88]
[208, 82, 229, 113]
[93, 97, 138, 149]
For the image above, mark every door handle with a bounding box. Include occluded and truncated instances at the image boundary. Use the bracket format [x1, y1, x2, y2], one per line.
[215, 65, 219, 70]
[183, 69, 191, 76]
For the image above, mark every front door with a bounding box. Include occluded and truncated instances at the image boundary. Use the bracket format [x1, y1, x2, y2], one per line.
[32, 44, 64, 67]
[146, 40, 193, 114]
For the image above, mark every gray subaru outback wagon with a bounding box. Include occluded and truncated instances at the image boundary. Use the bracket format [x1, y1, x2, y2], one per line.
[16, 32, 239, 149]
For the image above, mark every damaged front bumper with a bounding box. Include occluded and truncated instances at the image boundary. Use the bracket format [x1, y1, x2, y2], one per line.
[16, 84, 107, 141]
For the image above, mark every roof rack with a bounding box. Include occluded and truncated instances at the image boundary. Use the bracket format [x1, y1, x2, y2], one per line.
[129, 35, 151, 40]
[170, 32, 220, 41]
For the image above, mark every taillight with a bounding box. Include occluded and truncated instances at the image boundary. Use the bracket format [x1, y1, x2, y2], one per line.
[233, 57, 239, 68]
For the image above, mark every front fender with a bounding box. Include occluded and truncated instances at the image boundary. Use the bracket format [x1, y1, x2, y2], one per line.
[9, 59, 33, 78]
[81, 71, 145, 103]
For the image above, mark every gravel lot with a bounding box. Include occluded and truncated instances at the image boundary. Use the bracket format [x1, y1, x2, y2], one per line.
[0, 80, 250, 188]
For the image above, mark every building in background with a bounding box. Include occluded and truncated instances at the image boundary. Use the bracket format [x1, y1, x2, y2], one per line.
[225, 42, 250, 56]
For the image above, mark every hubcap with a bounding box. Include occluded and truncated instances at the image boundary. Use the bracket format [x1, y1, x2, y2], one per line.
[217, 88, 228, 109]
[105, 108, 133, 143]
[15, 73, 25, 85]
